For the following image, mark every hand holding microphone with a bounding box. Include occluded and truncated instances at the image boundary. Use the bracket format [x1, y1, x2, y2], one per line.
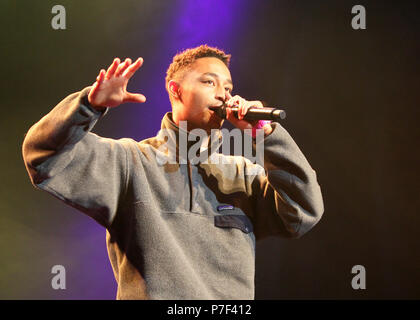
[209, 104, 286, 121]
[209, 94, 286, 122]
[210, 94, 286, 137]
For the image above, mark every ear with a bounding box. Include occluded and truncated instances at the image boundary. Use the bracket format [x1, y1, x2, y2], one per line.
[168, 80, 181, 100]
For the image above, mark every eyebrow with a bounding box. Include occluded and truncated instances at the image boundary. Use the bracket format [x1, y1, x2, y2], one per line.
[202, 72, 233, 86]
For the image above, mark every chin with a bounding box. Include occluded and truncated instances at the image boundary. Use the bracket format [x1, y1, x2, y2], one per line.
[207, 114, 224, 130]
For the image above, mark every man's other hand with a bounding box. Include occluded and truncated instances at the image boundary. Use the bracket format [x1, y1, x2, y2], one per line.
[225, 93, 273, 136]
[88, 57, 146, 109]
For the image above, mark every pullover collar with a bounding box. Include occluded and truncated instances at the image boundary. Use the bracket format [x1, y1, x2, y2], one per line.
[157, 112, 223, 163]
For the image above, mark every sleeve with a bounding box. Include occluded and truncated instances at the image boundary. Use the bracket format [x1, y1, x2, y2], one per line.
[245, 122, 324, 240]
[22, 86, 128, 229]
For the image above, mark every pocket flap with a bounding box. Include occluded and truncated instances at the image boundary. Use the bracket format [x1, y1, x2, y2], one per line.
[214, 215, 253, 234]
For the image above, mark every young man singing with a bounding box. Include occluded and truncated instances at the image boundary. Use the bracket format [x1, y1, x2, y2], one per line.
[22, 45, 324, 299]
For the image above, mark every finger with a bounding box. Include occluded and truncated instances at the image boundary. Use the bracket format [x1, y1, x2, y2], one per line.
[122, 57, 143, 79]
[124, 92, 146, 104]
[249, 100, 264, 108]
[106, 58, 120, 80]
[96, 69, 105, 82]
[241, 103, 251, 120]
[97, 69, 105, 83]
[115, 58, 132, 77]
[226, 107, 233, 121]
[226, 110, 252, 130]
[225, 91, 233, 102]
[234, 97, 243, 112]
[238, 98, 247, 119]
[226, 95, 237, 107]
[90, 69, 105, 100]
[225, 96, 233, 107]
[226, 106, 241, 123]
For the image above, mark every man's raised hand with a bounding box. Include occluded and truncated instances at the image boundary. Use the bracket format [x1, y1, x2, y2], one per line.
[88, 57, 146, 109]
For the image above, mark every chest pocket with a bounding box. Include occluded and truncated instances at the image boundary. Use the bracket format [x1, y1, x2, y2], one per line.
[214, 214, 254, 234]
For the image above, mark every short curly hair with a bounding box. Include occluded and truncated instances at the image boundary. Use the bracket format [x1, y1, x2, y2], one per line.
[165, 45, 231, 100]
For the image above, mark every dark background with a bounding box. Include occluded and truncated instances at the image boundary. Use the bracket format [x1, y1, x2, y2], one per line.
[1, 0, 419, 299]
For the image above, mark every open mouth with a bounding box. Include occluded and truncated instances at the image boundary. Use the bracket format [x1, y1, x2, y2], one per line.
[208, 104, 225, 119]
[209, 103, 225, 109]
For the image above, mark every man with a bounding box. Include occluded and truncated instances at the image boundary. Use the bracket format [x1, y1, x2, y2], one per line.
[22, 45, 324, 299]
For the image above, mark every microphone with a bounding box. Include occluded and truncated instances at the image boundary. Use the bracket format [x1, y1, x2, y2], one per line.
[209, 104, 286, 121]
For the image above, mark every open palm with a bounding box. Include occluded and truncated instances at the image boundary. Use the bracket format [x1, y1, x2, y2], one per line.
[88, 57, 146, 108]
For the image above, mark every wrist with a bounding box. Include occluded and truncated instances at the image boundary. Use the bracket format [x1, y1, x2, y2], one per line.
[91, 104, 107, 113]
[252, 120, 272, 138]
[84, 94, 107, 113]
[263, 123, 273, 136]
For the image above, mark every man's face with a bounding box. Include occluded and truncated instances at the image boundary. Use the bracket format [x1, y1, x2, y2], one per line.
[172, 57, 233, 132]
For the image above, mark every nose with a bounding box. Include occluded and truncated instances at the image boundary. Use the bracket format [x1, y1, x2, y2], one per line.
[215, 85, 228, 103]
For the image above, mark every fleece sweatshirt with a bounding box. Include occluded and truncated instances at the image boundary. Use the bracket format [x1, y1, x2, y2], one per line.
[22, 86, 324, 299]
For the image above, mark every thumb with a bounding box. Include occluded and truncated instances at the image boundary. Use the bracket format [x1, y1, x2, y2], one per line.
[124, 92, 146, 103]
[225, 91, 233, 103]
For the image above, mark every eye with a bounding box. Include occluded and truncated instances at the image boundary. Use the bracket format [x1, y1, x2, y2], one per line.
[203, 79, 215, 85]
[225, 87, 232, 93]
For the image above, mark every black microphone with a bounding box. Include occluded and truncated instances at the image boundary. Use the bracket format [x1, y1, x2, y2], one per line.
[209, 104, 286, 121]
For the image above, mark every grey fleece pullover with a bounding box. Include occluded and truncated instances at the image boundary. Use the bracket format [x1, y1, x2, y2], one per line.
[22, 86, 324, 299]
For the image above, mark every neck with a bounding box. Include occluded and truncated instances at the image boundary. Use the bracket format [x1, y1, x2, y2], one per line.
[172, 112, 217, 136]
